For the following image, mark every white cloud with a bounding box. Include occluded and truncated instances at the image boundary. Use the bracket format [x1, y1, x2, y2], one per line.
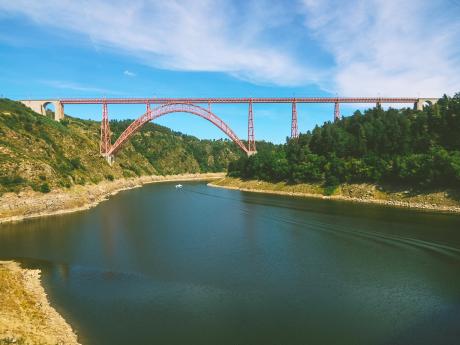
[0, 0, 312, 86]
[301, 0, 460, 96]
[1, 0, 459, 96]
[123, 70, 136, 77]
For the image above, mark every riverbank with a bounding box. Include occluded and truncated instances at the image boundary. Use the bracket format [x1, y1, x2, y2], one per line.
[209, 177, 460, 213]
[0, 261, 80, 344]
[0, 172, 225, 224]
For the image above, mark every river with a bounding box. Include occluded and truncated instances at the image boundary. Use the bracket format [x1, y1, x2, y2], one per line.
[1, 181, 460, 344]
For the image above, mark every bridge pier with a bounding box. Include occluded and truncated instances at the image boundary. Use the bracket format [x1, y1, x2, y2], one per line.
[100, 103, 111, 156]
[248, 100, 256, 153]
[291, 100, 298, 138]
[334, 102, 341, 122]
[104, 154, 114, 165]
[20, 100, 64, 121]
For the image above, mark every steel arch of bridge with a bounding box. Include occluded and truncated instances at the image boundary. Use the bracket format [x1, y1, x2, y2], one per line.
[104, 103, 253, 157]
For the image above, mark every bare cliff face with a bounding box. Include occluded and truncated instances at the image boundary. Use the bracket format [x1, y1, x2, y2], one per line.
[0, 99, 241, 196]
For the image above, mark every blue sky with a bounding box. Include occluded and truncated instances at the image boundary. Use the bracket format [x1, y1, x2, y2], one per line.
[1, 0, 459, 143]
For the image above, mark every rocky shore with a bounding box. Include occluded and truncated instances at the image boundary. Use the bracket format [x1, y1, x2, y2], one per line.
[209, 177, 460, 214]
[0, 261, 80, 345]
[0, 173, 225, 224]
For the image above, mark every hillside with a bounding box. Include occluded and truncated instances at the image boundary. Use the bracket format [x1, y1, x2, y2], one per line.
[0, 99, 241, 195]
[228, 94, 460, 192]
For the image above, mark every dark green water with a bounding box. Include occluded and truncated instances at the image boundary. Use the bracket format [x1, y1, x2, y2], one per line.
[1, 182, 460, 345]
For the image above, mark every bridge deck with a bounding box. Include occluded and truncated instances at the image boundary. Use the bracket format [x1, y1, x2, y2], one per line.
[57, 97, 424, 104]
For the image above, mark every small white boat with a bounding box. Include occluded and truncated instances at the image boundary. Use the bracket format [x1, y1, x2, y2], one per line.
[175, 184, 183, 189]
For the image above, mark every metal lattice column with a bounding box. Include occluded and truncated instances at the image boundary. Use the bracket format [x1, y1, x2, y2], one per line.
[100, 103, 111, 155]
[291, 100, 298, 138]
[248, 100, 256, 153]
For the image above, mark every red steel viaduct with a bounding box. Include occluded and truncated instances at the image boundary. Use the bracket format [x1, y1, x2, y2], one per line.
[20, 97, 438, 164]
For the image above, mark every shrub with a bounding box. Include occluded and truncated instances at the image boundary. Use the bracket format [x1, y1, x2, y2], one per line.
[24, 122, 33, 132]
[70, 157, 83, 170]
[39, 183, 51, 193]
[323, 184, 338, 196]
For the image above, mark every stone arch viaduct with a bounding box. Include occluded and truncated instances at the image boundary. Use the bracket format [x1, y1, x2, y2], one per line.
[20, 100, 65, 121]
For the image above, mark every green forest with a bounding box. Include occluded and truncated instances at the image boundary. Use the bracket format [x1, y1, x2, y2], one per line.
[229, 94, 460, 189]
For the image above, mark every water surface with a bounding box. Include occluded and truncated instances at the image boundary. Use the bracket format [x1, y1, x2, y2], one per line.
[1, 182, 459, 344]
